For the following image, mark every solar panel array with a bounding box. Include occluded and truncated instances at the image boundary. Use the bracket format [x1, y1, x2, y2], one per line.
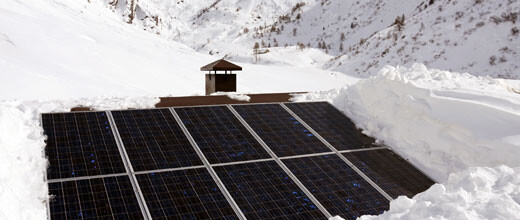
[43, 102, 434, 220]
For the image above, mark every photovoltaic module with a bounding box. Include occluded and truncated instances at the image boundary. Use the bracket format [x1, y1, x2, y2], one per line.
[42, 102, 434, 220]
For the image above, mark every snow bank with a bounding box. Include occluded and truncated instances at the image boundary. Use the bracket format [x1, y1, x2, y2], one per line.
[358, 166, 520, 220]
[298, 64, 520, 182]
[0, 103, 47, 219]
[307, 64, 520, 220]
[0, 97, 158, 219]
[211, 92, 251, 102]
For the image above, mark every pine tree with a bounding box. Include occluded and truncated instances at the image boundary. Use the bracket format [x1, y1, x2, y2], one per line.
[253, 42, 260, 62]
[394, 14, 405, 31]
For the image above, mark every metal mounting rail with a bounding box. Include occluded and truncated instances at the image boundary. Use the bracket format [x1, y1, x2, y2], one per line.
[227, 105, 333, 219]
[169, 108, 247, 220]
[46, 173, 130, 184]
[279, 103, 394, 201]
[106, 111, 153, 220]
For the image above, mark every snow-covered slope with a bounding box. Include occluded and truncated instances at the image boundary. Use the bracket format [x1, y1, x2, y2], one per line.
[328, 0, 520, 78]
[93, 0, 519, 78]
[0, 0, 355, 101]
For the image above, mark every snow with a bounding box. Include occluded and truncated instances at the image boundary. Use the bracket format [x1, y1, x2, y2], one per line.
[0, 0, 354, 101]
[211, 92, 251, 102]
[1, 0, 519, 219]
[292, 64, 520, 220]
[97, 0, 520, 78]
[328, 0, 520, 78]
[296, 64, 520, 181]
[358, 166, 520, 220]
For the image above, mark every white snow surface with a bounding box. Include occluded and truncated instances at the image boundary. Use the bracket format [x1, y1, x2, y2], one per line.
[0, 0, 354, 101]
[211, 92, 251, 102]
[92, 0, 519, 78]
[357, 166, 520, 220]
[293, 64, 520, 220]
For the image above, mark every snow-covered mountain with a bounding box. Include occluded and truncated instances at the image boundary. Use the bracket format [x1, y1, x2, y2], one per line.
[93, 0, 519, 78]
[328, 0, 520, 78]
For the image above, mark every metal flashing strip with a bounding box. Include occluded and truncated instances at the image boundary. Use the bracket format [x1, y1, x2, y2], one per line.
[227, 105, 333, 219]
[106, 111, 153, 220]
[279, 103, 393, 201]
[169, 108, 247, 220]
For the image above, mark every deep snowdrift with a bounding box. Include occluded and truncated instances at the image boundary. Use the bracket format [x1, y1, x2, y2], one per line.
[359, 166, 520, 220]
[295, 64, 520, 181]
[294, 64, 520, 219]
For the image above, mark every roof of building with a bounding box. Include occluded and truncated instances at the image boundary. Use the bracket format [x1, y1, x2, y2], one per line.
[200, 59, 242, 71]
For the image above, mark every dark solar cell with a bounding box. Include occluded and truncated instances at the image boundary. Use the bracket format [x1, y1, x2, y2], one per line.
[285, 102, 375, 150]
[111, 109, 203, 171]
[136, 168, 238, 220]
[42, 112, 126, 180]
[214, 161, 327, 220]
[48, 176, 144, 219]
[283, 155, 389, 220]
[343, 149, 435, 199]
[175, 106, 270, 164]
[232, 104, 331, 157]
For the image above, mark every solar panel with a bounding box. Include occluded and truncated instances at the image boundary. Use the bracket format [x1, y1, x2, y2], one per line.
[48, 176, 144, 219]
[214, 161, 327, 219]
[343, 149, 435, 198]
[284, 102, 375, 150]
[136, 168, 238, 220]
[232, 104, 332, 157]
[111, 109, 203, 171]
[175, 106, 271, 164]
[283, 154, 389, 220]
[43, 102, 436, 220]
[42, 112, 126, 180]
